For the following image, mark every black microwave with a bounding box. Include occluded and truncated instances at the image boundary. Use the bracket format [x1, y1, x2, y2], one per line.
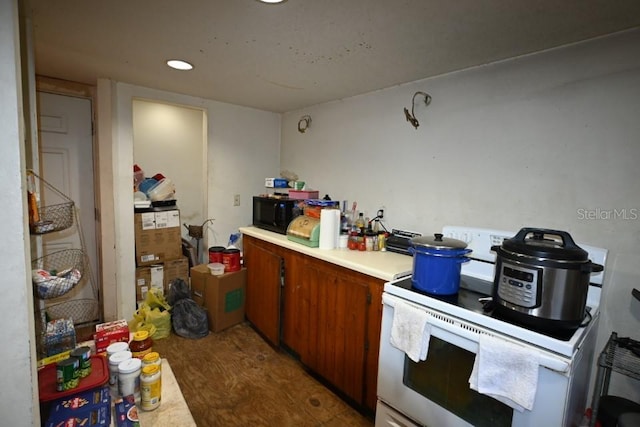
[252, 196, 300, 235]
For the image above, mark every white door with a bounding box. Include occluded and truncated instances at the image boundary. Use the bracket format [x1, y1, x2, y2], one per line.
[37, 92, 99, 323]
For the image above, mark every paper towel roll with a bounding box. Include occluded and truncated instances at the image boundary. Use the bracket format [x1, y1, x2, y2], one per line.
[319, 209, 340, 250]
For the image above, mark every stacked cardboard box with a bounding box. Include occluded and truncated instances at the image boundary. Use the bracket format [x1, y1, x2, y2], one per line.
[134, 208, 189, 305]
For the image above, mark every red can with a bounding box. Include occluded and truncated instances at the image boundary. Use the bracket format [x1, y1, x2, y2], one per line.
[222, 248, 241, 272]
[208, 246, 225, 264]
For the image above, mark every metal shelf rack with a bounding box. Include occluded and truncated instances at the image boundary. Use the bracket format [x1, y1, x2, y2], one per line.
[589, 331, 640, 427]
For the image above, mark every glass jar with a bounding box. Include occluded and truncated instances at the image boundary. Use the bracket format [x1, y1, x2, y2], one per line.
[130, 330, 153, 360]
[118, 357, 142, 401]
[140, 364, 162, 411]
[142, 351, 162, 371]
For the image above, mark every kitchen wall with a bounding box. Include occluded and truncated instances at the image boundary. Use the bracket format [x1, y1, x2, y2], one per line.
[0, 0, 39, 424]
[281, 28, 640, 399]
[103, 82, 281, 321]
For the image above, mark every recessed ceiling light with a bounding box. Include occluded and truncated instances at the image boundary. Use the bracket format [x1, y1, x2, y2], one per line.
[166, 59, 193, 71]
[258, 0, 286, 3]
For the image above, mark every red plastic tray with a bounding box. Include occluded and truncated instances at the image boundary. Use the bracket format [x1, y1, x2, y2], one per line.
[38, 355, 109, 402]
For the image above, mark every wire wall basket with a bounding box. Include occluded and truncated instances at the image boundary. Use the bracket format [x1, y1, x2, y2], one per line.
[40, 298, 100, 327]
[31, 201, 75, 235]
[32, 249, 86, 299]
[27, 170, 75, 235]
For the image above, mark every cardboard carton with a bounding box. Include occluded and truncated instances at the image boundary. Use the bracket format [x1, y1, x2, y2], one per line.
[135, 264, 164, 302]
[163, 256, 190, 293]
[190, 265, 246, 332]
[134, 210, 182, 266]
[94, 319, 129, 353]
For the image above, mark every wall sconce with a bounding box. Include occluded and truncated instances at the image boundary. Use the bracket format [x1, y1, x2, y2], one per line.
[298, 115, 312, 133]
[404, 91, 432, 129]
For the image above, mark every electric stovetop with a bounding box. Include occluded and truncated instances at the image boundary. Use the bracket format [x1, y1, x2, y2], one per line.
[392, 275, 592, 342]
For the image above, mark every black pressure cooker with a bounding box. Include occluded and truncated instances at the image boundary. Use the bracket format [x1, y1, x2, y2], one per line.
[491, 228, 603, 334]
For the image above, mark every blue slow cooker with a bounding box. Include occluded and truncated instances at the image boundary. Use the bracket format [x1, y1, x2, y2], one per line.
[409, 233, 472, 295]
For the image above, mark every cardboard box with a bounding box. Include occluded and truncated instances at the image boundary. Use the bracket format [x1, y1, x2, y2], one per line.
[46, 403, 110, 427]
[288, 189, 320, 200]
[94, 319, 129, 353]
[265, 177, 287, 188]
[134, 210, 182, 266]
[50, 386, 111, 416]
[135, 264, 164, 302]
[163, 256, 190, 293]
[114, 395, 140, 427]
[190, 265, 246, 332]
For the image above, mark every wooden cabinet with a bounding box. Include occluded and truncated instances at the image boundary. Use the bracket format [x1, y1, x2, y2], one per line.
[243, 234, 384, 412]
[300, 258, 370, 403]
[243, 236, 282, 347]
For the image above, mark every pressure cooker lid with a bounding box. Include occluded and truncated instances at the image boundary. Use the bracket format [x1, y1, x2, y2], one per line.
[501, 228, 588, 261]
[410, 233, 468, 250]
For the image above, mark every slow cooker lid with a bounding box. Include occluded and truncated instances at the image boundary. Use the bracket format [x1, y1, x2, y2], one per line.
[501, 228, 588, 261]
[410, 233, 468, 250]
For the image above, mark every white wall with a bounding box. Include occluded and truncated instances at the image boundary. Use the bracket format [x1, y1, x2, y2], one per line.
[107, 82, 280, 320]
[281, 29, 640, 400]
[133, 99, 206, 246]
[0, 0, 39, 423]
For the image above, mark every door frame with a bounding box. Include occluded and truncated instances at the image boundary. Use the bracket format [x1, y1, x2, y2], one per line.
[35, 75, 109, 321]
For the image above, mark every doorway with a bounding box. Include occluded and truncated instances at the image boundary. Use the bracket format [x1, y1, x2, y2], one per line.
[132, 99, 208, 262]
[36, 88, 101, 328]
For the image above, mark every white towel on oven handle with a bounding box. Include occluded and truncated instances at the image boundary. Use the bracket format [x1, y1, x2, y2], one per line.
[469, 333, 540, 412]
[388, 298, 431, 362]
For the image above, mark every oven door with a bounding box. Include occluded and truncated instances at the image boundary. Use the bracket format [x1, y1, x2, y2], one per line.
[377, 293, 573, 427]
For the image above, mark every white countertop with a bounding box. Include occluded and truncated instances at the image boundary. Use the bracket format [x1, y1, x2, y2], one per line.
[239, 226, 413, 282]
[110, 358, 195, 426]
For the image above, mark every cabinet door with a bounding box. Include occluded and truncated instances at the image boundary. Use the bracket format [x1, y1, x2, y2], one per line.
[243, 236, 282, 346]
[280, 250, 307, 355]
[302, 259, 369, 404]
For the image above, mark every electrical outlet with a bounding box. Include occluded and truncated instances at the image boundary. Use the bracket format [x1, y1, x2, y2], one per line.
[233, 194, 240, 206]
[377, 208, 385, 219]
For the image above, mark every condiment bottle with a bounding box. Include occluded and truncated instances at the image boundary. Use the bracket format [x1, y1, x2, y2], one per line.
[130, 330, 153, 360]
[140, 364, 162, 411]
[142, 351, 162, 371]
[355, 213, 365, 235]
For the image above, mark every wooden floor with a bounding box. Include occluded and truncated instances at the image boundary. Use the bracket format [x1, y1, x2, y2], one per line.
[153, 322, 375, 426]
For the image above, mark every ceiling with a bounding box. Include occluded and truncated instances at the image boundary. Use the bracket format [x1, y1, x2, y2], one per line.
[27, 0, 640, 113]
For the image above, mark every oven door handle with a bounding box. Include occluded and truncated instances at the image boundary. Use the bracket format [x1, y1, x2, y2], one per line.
[382, 294, 571, 373]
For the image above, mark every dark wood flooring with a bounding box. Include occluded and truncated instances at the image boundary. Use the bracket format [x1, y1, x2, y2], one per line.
[153, 322, 375, 426]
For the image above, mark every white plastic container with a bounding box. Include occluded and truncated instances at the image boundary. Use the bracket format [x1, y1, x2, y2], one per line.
[147, 178, 175, 202]
[109, 350, 132, 396]
[106, 342, 129, 359]
[118, 357, 142, 401]
[207, 262, 225, 276]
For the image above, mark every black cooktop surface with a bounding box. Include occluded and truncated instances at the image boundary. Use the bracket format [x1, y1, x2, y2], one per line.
[393, 276, 586, 341]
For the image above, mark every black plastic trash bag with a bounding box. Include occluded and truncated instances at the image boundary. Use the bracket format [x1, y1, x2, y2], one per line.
[167, 278, 208, 339]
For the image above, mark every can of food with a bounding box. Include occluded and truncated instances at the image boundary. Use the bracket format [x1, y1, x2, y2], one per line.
[70, 346, 92, 378]
[222, 248, 241, 272]
[56, 357, 79, 391]
[208, 246, 225, 264]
